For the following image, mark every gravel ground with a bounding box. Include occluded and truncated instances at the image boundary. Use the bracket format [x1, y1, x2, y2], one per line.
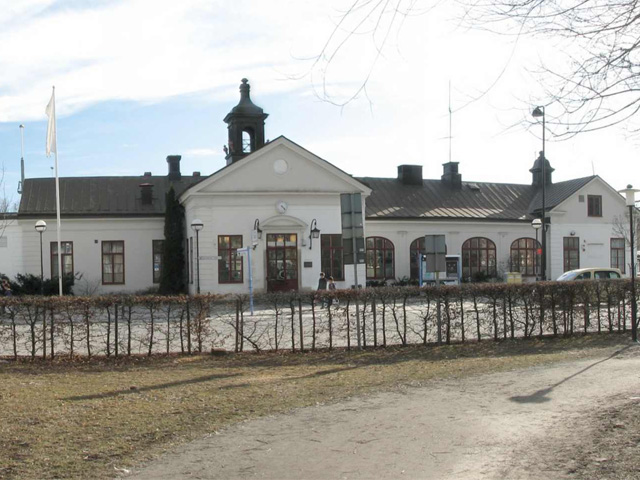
[128, 343, 640, 480]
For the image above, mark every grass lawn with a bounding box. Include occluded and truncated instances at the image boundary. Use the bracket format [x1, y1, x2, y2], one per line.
[0, 333, 632, 479]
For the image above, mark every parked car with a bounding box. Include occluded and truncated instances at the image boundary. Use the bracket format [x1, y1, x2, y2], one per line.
[556, 268, 622, 281]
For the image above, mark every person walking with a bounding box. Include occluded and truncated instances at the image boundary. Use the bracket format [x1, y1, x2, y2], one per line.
[327, 276, 337, 308]
[317, 272, 328, 307]
[1, 279, 11, 297]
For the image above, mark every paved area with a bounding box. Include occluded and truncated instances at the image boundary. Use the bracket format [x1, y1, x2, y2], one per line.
[128, 345, 640, 479]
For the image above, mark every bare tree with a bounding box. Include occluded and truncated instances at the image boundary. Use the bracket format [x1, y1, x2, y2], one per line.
[460, 0, 640, 137]
[612, 209, 640, 247]
[0, 163, 17, 240]
[313, 0, 640, 136]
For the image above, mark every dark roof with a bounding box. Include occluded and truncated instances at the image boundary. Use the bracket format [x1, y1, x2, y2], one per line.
[18, 175, 203, 217]
[357, 178, 537, 221]
[528, 176, 596, 214]
[17, 167, 596, 221]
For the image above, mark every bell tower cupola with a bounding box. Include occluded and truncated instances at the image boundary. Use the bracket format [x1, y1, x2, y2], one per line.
[529, 151, 554, 188]
[223, 78, 268, 165]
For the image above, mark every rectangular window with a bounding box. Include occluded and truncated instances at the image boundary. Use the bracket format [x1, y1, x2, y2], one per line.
[218, 235, 243, 283]
[51, 241, 73, 278]
[152, 240, 164, 283]
[563, 237, 580, 272]
[587, 195, 602, 217]
[102, 241, 124, 284]
[321, 234, 344, 281]
[610, 238, 626, 274]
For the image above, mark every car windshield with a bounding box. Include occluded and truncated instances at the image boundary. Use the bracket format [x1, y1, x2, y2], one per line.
[556, 271, 578, 281]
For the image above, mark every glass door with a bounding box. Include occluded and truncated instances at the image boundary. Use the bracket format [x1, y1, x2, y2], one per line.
[266, 234, 298, 292]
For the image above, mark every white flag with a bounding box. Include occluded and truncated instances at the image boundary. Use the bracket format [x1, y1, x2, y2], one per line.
[45, 87, 56, 157]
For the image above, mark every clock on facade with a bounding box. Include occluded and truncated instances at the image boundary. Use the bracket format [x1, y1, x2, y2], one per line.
[276, 200, 288, 214]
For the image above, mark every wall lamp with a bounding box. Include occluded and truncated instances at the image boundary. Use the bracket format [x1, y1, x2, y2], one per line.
[308, 219, 320, 250]
[253, 218, 262, 240]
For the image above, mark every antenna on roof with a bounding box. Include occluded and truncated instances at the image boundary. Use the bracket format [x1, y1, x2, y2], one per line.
[448, 80, 452, 164]
[17, 125, 25, 194]
[591, 160, 596, 175]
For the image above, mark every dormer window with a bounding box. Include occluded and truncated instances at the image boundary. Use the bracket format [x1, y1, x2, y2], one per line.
[587, 195, 602, 217]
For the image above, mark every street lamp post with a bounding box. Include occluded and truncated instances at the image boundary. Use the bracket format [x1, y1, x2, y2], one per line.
[34, 220, 47, 295]
[619, 185, 639, 342]
[191, 219, 204, 294]
[531, 218, 542, 280]
[532, 106, 547, 280]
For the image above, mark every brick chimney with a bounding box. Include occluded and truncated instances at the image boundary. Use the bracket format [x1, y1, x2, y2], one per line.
[167, 155, 181, 181]
[397, 165, 423, 186]
[441, 162, 462, 189]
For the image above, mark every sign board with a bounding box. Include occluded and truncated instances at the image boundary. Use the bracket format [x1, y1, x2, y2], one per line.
[198, 255, 220, 260]
[341, 193, 365, 264]
[236, 247, 250, 255]
[424, 235, 446, 273]
[343, 236, 365, 265]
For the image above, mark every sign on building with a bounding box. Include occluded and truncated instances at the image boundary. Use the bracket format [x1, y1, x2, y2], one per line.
[341, 193, 365, 264]
[424, 234, 446, 273]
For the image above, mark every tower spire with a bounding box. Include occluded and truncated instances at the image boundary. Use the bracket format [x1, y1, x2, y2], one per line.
[223, 79, 269, 165]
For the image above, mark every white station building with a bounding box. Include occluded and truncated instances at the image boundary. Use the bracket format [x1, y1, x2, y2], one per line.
[0, 79, 634, 295]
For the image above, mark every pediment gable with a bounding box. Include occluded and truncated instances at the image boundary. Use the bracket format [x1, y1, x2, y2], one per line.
[180, 137, 370, 199]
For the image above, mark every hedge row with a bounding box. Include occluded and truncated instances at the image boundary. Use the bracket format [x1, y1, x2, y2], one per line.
[0, 280, 635, 359]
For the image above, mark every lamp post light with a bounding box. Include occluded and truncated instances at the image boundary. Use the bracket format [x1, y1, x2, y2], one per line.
[253, 219, 262, 240]
[308, 219, 320, 250]
[619, 185, 639, 342]
[190, 219, 204, 294]
[34, 220, 47, 295]
[531, 218, 542, 280]
[532, 106, 547, 280]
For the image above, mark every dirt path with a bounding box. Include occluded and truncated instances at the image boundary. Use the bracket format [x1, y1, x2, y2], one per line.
[128, 344, 640, 480]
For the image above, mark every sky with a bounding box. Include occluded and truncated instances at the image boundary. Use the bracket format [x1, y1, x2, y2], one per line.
[0, 0, 638, 211]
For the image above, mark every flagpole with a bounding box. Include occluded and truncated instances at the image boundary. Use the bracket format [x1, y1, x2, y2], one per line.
[53, 87, 62, 297]
[46, 86, 63, 296]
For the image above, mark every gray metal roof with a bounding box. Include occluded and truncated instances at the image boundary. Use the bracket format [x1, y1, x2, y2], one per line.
[357, 178, 537, 221]
[17, 170, 594, 222]
[18, 175, 203, 217]
[528, 176, 596, 214]
[357, 176, 598, 222]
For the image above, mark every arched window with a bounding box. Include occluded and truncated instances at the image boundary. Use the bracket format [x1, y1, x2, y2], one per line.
[409, 237, 447, 280]
[461, 237, 496, 281]
[242, 128, 254, 153]
[409, 237, 425, 280]
[366, 237, 395, 280]
[510, 238, 540, 277]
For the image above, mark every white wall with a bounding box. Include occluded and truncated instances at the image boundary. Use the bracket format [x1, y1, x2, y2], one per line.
[548, 179, 629, 279]
[181, 138, 369, 294]
[15, 217, 164, 294]
[184, 192, 350, 294]
[0, 220, 24, 278]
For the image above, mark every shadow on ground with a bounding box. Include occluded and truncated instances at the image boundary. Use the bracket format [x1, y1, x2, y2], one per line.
[509, 345, 633, 404]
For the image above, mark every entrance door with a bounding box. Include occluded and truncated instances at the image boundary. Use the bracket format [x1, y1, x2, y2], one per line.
[266, 233, 298, 292]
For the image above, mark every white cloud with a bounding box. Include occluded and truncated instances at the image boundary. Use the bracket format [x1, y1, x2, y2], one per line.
[0, 0, 637, 191]
[0, 0, 333, 121]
